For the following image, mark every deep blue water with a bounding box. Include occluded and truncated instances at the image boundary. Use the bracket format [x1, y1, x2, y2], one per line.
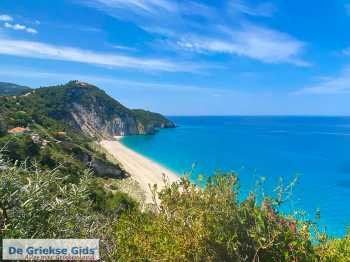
[122, 116, 350, 237]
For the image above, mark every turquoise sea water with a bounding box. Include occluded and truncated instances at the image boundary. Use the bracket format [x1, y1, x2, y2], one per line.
[121, 116, 350, 236]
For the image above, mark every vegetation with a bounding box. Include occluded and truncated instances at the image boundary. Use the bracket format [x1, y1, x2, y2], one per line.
[316, 231, 350, 261]
[0, 130, 125, 181]
[0, 154, 349, 261]
[0, 81, 129, 179]
[0, 81, 174, 135]
[0, 118, 7, 137]
[0, 160, 94, 239]
[0, 80, 176, 184]
[114, 175, 317, 261]
[0, 82, 31, 96]
[132, 109, 176, 130]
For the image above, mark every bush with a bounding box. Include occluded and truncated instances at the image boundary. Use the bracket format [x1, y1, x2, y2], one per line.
[10, 111, 31, 127]
[0, 119, 7, 137]
[1, 154, 349, 261]
[114, 174, 317, 261]
[0, 136, 40, 162]
[24, 136, 40, 157]
[0, 159, 94, 238]
[89, 180, 138, 215]
[316, 230, 350, 261]
[39, 148, 57, 168]
[0, 155, 134, 260]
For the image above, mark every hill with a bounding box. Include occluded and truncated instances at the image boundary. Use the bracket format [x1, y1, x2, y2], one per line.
[12, 80, 175, 138]
[0, 82, 32, 96]
[0, 80, 174, 180]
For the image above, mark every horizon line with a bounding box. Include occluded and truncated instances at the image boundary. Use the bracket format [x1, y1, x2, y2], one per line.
[165, 114, 350, 117]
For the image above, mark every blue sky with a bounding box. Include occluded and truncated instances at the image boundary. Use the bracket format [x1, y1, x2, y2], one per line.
[0, 0, 350, 115]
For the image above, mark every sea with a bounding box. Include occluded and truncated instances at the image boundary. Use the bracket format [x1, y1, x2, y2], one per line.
[121, 116, 350, 237]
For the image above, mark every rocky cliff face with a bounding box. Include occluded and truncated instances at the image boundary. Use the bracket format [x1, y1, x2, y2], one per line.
[71, 143, 125, 178]
[70, 102, 139, 138]
[31, 80, 175, 139]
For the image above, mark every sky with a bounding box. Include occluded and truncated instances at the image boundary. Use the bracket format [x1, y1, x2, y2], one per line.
[0, 0, 350, 115]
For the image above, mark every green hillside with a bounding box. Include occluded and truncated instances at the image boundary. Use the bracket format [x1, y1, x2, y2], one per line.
[0, 80, 174, 137]
[0, 80, 175, 179]
[0, 82, 32, 96]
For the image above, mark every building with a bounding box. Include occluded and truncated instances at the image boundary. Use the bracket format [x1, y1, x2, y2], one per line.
[7, 127, 29, 135]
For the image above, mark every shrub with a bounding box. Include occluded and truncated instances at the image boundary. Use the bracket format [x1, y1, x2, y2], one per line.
[0, 159, 94, 238]
[10, 111, 31, 127]
[316, 230, 350, 261]
[114, 174, 317, 261]
[1, 154, 350, 261]
[0, 119, 7, 137]
[0, 155, 135, 261]
[0, 136, 40, 162]
[89, 180, 138, 215]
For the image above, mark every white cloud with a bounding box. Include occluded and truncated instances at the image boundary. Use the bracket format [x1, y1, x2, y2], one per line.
[176, 25, 310, 66]
[83, 0, 211, 36]
[0, 37, 198, 72]
[180, 1, 217, 19]
[81, 0, 308, 66]
[110, 44, 137, 52]
[230, 0, 276, 17]
[87, 0, 177, 15]
[0, 14, 13, 22]
[4, 22, 38, 34]
[26, 28, 38, 34]
[1, 14, 38, 34]
[87, 0, 213, 20]
[5, 22, 24, 30]
[83, 0, 182, 38]
[0, 67, 225, 94]
[296, 66, 350, 94]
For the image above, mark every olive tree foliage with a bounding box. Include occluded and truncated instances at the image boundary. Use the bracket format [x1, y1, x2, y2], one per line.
[0, 158, 95, 238]
[0, 152, 133, 261]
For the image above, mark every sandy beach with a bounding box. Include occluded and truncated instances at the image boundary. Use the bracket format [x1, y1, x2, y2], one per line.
[100, 139, 180, 203]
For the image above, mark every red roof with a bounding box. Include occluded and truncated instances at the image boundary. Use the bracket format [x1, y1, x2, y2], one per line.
[8, 127, 28, 134]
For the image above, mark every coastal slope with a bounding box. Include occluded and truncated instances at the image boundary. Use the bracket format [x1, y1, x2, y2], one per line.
[10, 80, 175, 139]
[0, 80, 176, 190]
[100, 139, 180, 203]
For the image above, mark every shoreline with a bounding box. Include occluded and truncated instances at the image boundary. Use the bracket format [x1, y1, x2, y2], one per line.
[100, 139, 180, 204]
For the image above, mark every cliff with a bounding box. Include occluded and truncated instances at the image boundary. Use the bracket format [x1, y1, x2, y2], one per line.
[22, 80, 175, 138]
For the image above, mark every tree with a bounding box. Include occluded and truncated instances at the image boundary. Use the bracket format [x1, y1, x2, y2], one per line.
[24, 136, 40, 157]
[8, 111, 31, 127]
[0, 119, 7, 137]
